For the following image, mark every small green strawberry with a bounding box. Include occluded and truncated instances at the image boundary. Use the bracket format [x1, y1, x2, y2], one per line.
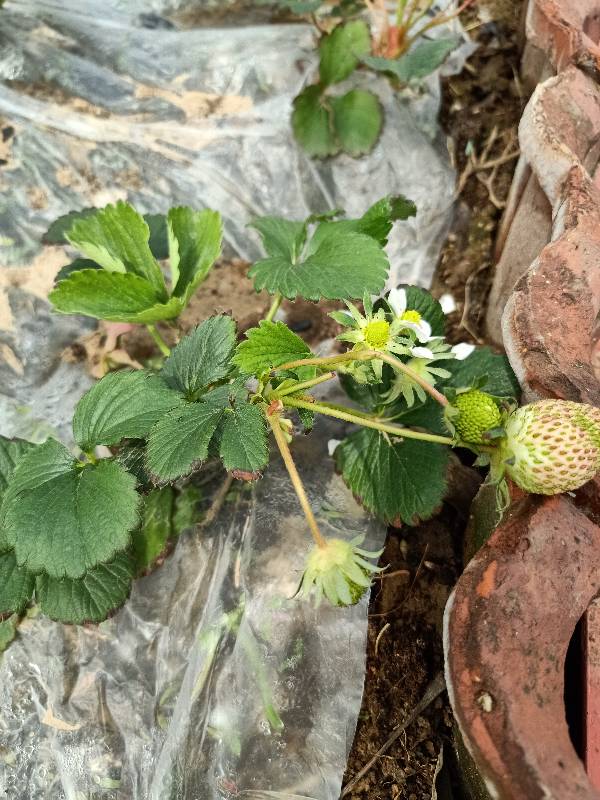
[501, 399, 600, 494]
[453, 389, 502, 444]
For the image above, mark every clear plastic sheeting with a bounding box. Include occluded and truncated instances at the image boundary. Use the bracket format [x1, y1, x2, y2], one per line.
[0, 417, 383, 800]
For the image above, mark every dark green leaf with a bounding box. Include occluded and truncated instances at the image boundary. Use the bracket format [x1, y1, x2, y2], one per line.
[73, 370, 185, 450]
[0, 616, 18, 653]
[36, 551, 134, 624]
[250, 216, 307, 261]
[3, 440, 140, 578]
[319, 20, 371, 85]
[167, 207, 222, 301]
[146, 401, 225, 482]
[331, 89, 383, 157]
[43, 208, 97, 245]
[312, 195, 416, 250]
[363, 38, 458, 82]
[115, 442, 152, 489]
[446, 347, 520, 399]
[220, 403, 268, 475]
[249, 224, 389, 301]
[292, 85, 339, 158]
[172, 485, 203, 534]
[49, 270, 183, 323]
[0, 436, 36, 500]
[0, 551, 34, 616]
[144, 213, 170, 260]
[403, 286, 445, 336]
[66, 201, 166, 295]
[54, 259, 101, 286]
[335, 427, 449, 525]
[131, 487, 174, 573]
[161, 316, 237, 396]
[390, 397, 447, 437]
[233, 320, 312, 375]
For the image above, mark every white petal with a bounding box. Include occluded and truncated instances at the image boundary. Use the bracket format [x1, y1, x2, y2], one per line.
[387, 287, 407, 317]
[415, 320, 432, 343]
[439, 293, 456, 314]
[451, 342, 475, 360]
[327, 439, 342, 456]
[411, 346, 435, 359]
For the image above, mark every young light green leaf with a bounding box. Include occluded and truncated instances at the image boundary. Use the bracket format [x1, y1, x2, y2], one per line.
[292, 86, 339, 158]
[331, 89, 382, 157]
[446, 347, 520, 399]
[161, 316, 236, 397]
[53, 258, 101, 286]
[0, 551, 34, 616]
[131, 487, 175, 574]
[335, 428, 449, 525]
[233, 320, 312, 374]
[73, 370, 185, 450]
[36, 551, 134, 624]
[249, 217, 307, 261]
[43, 208, 97, 244]
[67, 201, 166, 295]
[0, 436, 36, 500]
[3, 440, 139, 578]
[363, 38, 458, 82]
[220, 403, 268, 476]
[167, 207, 222, 300]
[319, 20, 371, 85]
[249, 225, 389, 301]
[146, 401, 225, 482]
[49, 270, 184, 323]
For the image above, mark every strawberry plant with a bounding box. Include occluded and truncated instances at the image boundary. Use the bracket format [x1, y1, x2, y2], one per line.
[1, 193, 599, 632]
[285, 0, 468, 157]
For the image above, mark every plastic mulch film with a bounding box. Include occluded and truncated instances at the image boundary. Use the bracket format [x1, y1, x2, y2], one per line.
[0, 3, 472, 798]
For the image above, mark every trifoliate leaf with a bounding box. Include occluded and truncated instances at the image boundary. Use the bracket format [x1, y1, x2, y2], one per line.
[146, 401, 225, 482]
[144, 213, 170, 260]
[53, 259, 101, 286]
[172, 485, 203, 534]
[73, 370, 185, 450]
[0, 551, 34, 616]
[233, 320, 312, 375]
[35, 551, 134, 624]
[319, 20, 371, 86]
[446, 347, 520, 400]
[402, 285, 445, 336]
[220, 403, 268, 476]
[131, 487, 175, 574]
[161, 316, 236, 397]
[49, 270, 184, 323]
[249, 224, 389, 300]
[2, 440, 139, 578]
[363, 37, 458, 82]
[335, 427, 449, 525]
[167, 207, 222, 301]
[292, 85, 339, 158]
[0, 436, 36, 500]
[249, 216, 307, 261]
[43, 208, 97, 244]
[331, 89, 383, 157]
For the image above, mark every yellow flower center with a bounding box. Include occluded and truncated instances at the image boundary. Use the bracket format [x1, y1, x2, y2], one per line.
[401, 309, 422, 325]
[364, 320, 390, 349]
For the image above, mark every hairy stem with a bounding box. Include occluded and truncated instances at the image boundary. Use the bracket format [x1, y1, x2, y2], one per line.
[266, 412, 327, 548]
[264, 292, 283, 323]
[146, 324, 171, 357]
[278, 350, 371, 373]
[275, 372, 336, 398]
[375, 351, 449, 407]
[283, 396, 455, 445]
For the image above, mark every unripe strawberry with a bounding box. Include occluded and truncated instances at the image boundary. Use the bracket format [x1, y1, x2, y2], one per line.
[502, 400, 600, 494]
[454, 390, 502, 444]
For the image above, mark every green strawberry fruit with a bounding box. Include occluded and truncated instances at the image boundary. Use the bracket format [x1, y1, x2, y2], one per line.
[454, 390, 502, 444]
[502, 399, 600, 494]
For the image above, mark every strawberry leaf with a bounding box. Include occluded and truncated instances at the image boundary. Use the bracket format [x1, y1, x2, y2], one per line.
[35, 551, 134, 624]
[233, 320, 312, 375]
[161, 316, 237, 397]
[319, 20, 371, 86]
[0, 551, 34, 616]
[446, 347, 520, 399]
[220, 402, 268, 476]
[167, 207, 222, 301]
[335, 428, 449, 525]
[0, 436, 36, 500]
[2, 440, 139, 578]
[292, 85, 339, 158]
[331, 89, 382, 157]
[131, 487, 175, 574]
[73, 370, 185, 451]
[49, 270, 184, 323]
[363, 37, 458, 82]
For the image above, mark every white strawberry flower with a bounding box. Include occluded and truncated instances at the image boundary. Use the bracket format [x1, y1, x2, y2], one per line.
[387, 287, 433, 343]
[451, 342, 475, 360]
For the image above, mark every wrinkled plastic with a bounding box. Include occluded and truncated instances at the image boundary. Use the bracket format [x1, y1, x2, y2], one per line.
[0, 3, 471, 797]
